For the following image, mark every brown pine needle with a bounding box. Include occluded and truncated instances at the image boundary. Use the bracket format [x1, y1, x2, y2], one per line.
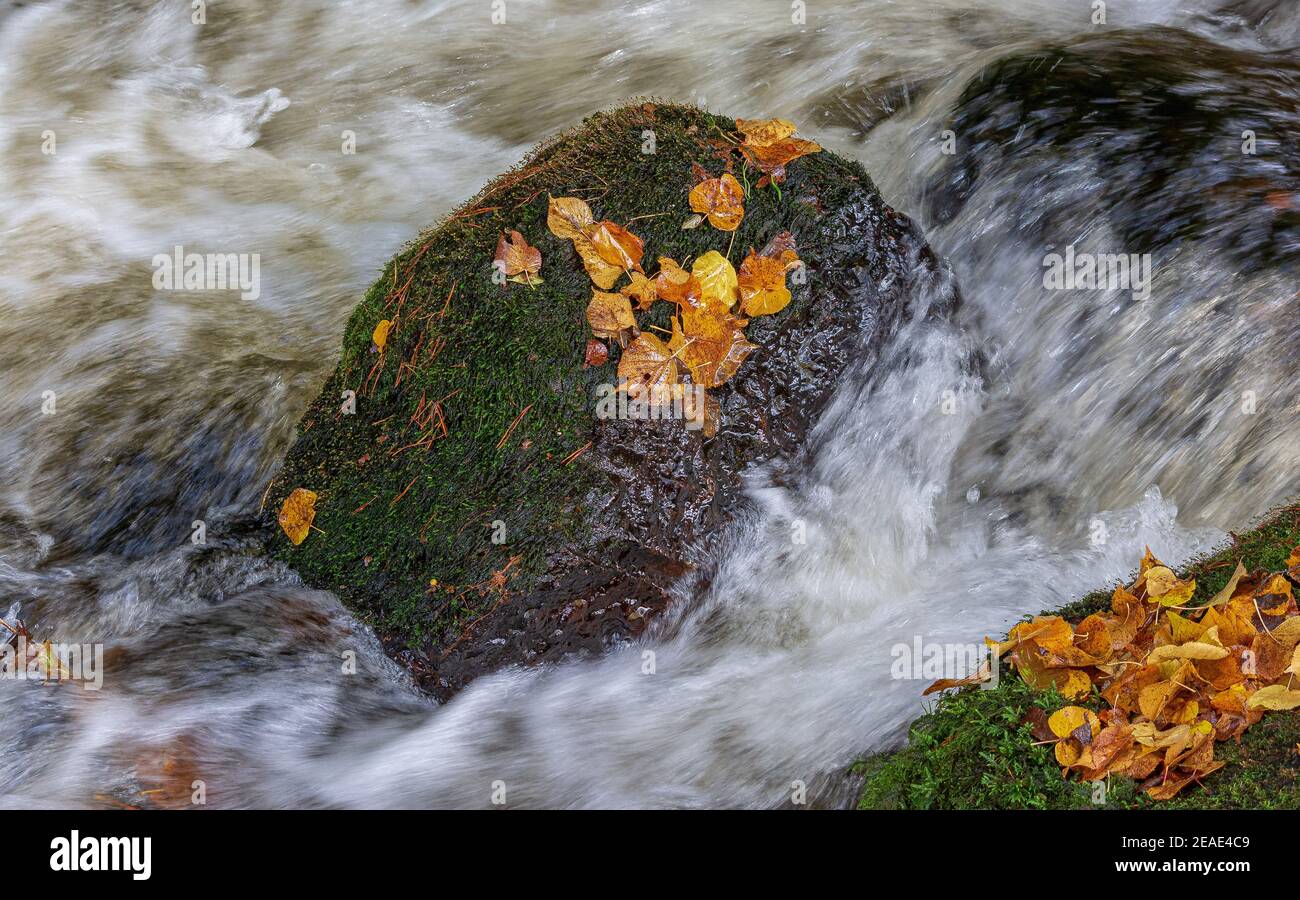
[561, 441, 592, 466]
[390, 476, 418, 508]
[495, 403, 533, 451]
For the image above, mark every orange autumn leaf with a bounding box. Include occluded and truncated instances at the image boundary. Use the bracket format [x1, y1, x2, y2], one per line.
[738, 240, 802, 317]
[735, 118, 821, 185]
[653, 256, 701, 306]
[278, 488, 318, 546]
[689, 171, 745, 232]
[493, 229, 543, 286]
[546, 195, 628, 289]
[586, 220, 645, 274]
[670, 312, 756, 389]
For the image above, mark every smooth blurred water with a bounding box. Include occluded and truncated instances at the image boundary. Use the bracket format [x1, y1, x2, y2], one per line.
[0, 0, 1296, 807]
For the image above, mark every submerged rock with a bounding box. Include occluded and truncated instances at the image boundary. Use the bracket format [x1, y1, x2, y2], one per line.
[264, 102, 956, 700]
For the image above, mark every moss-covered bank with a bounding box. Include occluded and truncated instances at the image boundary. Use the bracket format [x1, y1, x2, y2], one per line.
[856, 504, 1300, 810]
[264, 101, 951, 697]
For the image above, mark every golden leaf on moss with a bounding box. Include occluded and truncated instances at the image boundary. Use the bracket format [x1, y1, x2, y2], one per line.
[546, 195, 632, 290]
[278, 488, 318, 546]
[493, 229, 543, 285]
[617, 333, 679, 400]
[546, 195, 595, 241]
[586, 220, 645, 274]
[620, 271, 659, 311]
[736, 118, 821, 186]
[586, 289, 638, 347]
[372, 319, 392, 351]
[688, 171, 745, 232]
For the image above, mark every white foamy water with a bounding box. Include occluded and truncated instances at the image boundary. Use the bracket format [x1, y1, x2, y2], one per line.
[1, 0, 1297, 807]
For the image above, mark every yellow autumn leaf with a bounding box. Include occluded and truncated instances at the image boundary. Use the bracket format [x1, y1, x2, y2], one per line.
[1269, 616, 1300, 649]
[620, 271, 659, 310]
[278, 488, 318, 546]
[1059, 669, 1092, 701]
[1144, 565, 1196, 606]
[1055, 738, 1082, 766]
[1284, 643, 1300, 676]
[372, 319, 392, 351]
[1048, 706, 1100, 740]
[691, 250, 739, 313]
[1204, 560, 1246, 608]
[1247, 684, 1300, 711]
[1147, 634, 1229, 662]
[546, 195, 595, 241]
[735, 118, 798, 146]
[1165, 609, 1207, 644]
[1138, 680, 1180, 720]
[546, 195, 627, 289]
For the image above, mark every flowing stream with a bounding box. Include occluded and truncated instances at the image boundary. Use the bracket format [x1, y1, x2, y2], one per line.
[1, 0, 1297, 807]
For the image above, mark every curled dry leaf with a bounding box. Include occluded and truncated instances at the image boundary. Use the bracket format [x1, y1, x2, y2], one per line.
[688, 172, 745, 232]
[278, 488, 318, 546]
[493, 229, 543, 285]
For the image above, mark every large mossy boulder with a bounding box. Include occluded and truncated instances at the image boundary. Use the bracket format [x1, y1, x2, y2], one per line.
[264, 102, 955, 699]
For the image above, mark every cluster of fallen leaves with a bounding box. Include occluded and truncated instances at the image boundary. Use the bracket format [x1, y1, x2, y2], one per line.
[278, 117, 819, 544]
[547, 117, 817, 439]
[928, 545, 1300, 800]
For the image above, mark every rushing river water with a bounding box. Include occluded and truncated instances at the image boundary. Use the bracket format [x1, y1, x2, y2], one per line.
[1, 0, 1297, 808]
